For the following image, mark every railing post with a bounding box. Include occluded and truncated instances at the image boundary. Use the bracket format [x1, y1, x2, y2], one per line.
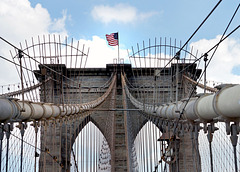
[175, 51, 180, 109]
[203, 53, 208, 94]
[18, 50, 25, 112]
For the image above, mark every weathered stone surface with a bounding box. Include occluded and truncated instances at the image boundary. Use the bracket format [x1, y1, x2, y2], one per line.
[37, 63, 201, 172]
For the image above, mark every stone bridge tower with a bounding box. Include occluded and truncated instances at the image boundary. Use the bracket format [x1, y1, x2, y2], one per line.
[36, 63, 201, 172]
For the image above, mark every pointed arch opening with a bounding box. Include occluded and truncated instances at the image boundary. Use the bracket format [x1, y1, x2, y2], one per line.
[70, 121, 111, 172]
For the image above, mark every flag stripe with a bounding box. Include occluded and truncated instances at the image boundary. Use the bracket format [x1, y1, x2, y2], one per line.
[106, 33, 118, 46]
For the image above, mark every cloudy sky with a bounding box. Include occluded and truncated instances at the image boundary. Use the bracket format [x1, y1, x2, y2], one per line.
[0, 0, 240, 86]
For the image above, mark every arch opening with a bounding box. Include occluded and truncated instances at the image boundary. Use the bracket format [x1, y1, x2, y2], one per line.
[70, 121, 111, 172]
[134, 121, 169, 172]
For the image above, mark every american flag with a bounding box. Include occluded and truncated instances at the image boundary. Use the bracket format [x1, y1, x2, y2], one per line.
[106, 33, 118, 46]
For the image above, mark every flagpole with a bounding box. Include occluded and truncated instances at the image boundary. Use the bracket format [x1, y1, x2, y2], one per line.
[118, 32, 120, 64]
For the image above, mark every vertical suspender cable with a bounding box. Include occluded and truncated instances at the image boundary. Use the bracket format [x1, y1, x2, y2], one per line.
[72, 118, 77, 172]
[43, 122, 46, 172]
[150, 123, 153, 171]
[65, 120, 68, 171]
[93, 122, 95, 172]
[81, 117, 83, 172]
[86, 120, 89, 170]
[194, 125, 200, 172]
[0, 124, 3, 171]
[154, 125, 158, 171]
[53, 121, 56, 171]
[76, 117, 79, 171]
[5, 124, 11, 172]
[97, 126, 99, 171]
[191, 131, 196, 172]
[160, 129, 163, 172]
[142, 128, 146, 172]
[83, 118, 85, 171]
[69, 118, 72, 171]
[230, 123, 238, 172]
[19, 123, 25, 172]
[139, 130, 143, 172]
[150, 122, 153, 172]
[207, 124, 214, 172]
[59, 120, 62, 172]
[145, 124, 149, 172]
[91, 122, 93, 172]
[49, 122, 53, 170]
[34, 122, 38, 172]
[182, 131, 187, 172]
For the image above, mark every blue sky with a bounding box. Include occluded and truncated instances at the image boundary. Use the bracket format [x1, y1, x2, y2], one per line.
[29, 0, 239, 46]
[0, 0, 240, 85]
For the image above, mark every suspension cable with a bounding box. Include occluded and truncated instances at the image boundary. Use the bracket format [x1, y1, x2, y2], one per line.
[0, 36, 85, 85]
[154, 0, 223, 77]
[179, 24, 240, 75]
[0, 124, 63, 168]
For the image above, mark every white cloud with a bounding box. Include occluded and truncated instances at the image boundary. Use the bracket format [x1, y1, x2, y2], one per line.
[50, 10, 68, 34]
[0, 0, 69, 85]
[190, 35, 240, 84]
[91, 4, 157, 24]
[0, 0, 69, 42]
[0, 0, 50, 42]
[0, 0, 130, 88]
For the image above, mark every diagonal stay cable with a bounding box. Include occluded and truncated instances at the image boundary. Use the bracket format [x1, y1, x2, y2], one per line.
[179, 0, 222, 53]
[178, 24, 240, 75]
[0, 36, 84, 85]
[0, 55, 41, 76]
[154, 0, 223, 77]
[204, 3, 240, 74]
[171, 5, 240, 139]
[125, 12, 240, 169]
[0, 124, 63, 168]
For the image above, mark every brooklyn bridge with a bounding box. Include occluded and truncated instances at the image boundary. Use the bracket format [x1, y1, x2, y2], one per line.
[0, 32, 239, 172]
